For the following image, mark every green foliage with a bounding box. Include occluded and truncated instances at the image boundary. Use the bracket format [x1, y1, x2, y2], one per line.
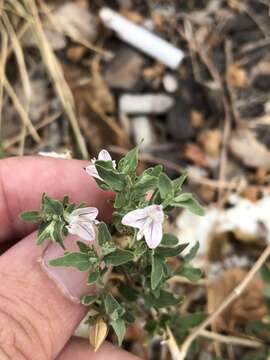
[151, 254, 163, 290]
[104, 248, 134, 266]
[49, 252, 93, 271]
[21, 146, 205, 351]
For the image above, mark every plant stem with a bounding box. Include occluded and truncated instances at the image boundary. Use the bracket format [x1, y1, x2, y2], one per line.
[178, 243, 270, 360]
[199, 330, 264, 349]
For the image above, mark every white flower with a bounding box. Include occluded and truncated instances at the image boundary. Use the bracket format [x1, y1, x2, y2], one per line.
[67, 207, 99, 242]
[85, 149, 116, 180]
[122, 205, 164, 249]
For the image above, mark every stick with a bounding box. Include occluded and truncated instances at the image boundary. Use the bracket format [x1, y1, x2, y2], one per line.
[199, 330, 263, 349]
[178, 243, 270, 360]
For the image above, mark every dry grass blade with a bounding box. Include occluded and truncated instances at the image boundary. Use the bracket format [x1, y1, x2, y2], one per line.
[40, 1, 109, 57]
[2, 12, 31, 105]
[3, 75, 41, 143]
[20, 0, 88, 159]
[0, 24, 8, 133]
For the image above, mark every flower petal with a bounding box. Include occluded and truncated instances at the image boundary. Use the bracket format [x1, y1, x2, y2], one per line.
[143, 220, 163, 249]
[146, 205, 164, 222]
[85, 164, 101, 180]
[98, 149, 112, 161]
[70, 207, 98, 222]
[67, 221, 96, 242]
[122, 208, 149, 229]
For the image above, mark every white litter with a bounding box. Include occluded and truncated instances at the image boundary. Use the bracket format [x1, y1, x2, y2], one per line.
[99, 7, 184, 70]
[132, 116, 156, 149]
[119, 94, 174, 114]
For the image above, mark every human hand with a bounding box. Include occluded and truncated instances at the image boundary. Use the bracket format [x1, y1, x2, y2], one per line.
[0, 156, 141, 360]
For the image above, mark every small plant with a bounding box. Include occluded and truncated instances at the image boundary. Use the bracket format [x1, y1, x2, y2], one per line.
[21, 147, 205, 351]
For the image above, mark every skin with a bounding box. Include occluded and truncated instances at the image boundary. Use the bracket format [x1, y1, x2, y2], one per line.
[0, 156, 141, 360]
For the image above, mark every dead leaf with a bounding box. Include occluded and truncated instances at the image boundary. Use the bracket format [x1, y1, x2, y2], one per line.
[230, 129, 270, 170]
[198, 129, 222, 157]
[227, 63, 248, 88]
[208, 268, 267, 332]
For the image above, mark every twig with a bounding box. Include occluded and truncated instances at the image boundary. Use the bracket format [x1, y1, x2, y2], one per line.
[2, 111, 61, 150]
[199, 330, 264, 349]
[21, 0, 88, 159]
[165, 326, 183, 360]
[3, 75, 41, 143]
[178, 243, 270, 360]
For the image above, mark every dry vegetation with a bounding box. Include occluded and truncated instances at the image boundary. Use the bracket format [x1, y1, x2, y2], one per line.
[1, 0, 270, 359]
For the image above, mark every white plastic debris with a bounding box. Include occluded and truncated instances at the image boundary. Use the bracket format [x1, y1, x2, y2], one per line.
[132, 116, 156, 149]
[99, 7, 184, 70]
[163, 73, 178, 93]
[119, 94, 174, 114]
[176, 194, 270, 261]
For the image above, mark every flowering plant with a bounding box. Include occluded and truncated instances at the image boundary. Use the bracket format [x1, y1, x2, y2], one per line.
[21, 147, 205, 351]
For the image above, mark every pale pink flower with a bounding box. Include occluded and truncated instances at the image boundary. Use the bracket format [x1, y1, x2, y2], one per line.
[85, 149, 116, 180]
[122, 205, 164, 249]
[67, 207, 99, 241]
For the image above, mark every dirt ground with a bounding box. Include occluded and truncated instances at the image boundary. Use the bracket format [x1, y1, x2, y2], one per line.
[1, 0, 270, 359]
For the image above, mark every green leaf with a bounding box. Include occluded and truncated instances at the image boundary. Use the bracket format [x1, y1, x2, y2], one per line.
[184, 242, 200, 262]
[42, 193, 64, 215]
[76, 241, 89, 253]
[173, 193, 205, 216]
[50, 221, 65, 248]
[176, 264, 202, 282]
[173, 171, 188, 194]
[36, 221, 54, 245]
[98, 222, 112, 246]
[118, 147, 138, 173]
[82, 295, 97, 305]
[104, 294, 123, 321]
[156, 243, 188, 258]
[260, 264, 270, 284]
[133, 174, 157, 198]
[88, 269, 100, 285]
[161, 233, 179, 247]
[118, 283, 139, 302]
[158, 172, 173, 199]
[151, 254, 163, 290]
[104, 248, 134, 266]
[146, 291, 183, 309]
[20, 210, 42, 222]
[111, 318, 126, 346]
[114, 193, 126, 208]
[95, 163, 126, 191]
[49, 252, 91, 271]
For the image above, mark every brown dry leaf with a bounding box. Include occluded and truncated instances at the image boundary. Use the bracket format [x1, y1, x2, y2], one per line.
[184, 143, 209, 167]
[227, 63, 248, 89]
[191, 110, 205, 128]
[89, 317, 108, 352]
[227, 0, 247, 12]
[143, 62, 166, 81]
[230, 129, 270, 170]
[208, 268, 267, 332]
[89, 56, 115, 113]
[198, 129, 222, 157]
[66, 46, 86, 62]
[120, 9, 144, 23]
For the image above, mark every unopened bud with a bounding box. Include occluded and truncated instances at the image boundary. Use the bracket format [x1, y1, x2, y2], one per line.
[89, 317, 108, 352]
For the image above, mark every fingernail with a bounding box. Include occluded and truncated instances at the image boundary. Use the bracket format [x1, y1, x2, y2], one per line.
[40, 236, 93, 303]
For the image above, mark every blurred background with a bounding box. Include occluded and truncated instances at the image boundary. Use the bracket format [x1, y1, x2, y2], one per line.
[1, 0, 270, 359]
